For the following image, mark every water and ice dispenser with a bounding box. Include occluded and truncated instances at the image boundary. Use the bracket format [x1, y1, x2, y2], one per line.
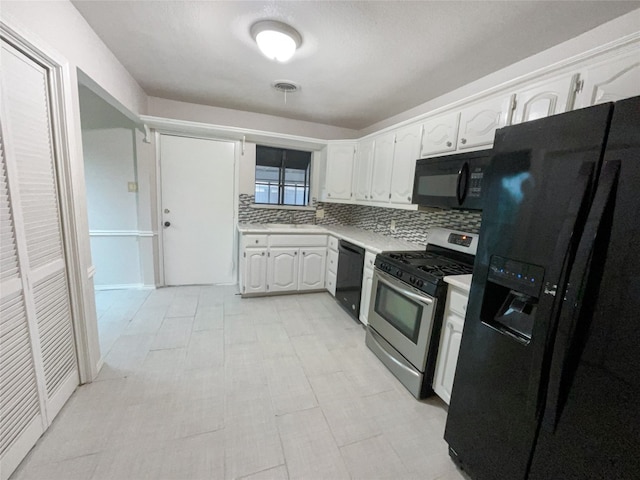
[481, 255, 545, 343]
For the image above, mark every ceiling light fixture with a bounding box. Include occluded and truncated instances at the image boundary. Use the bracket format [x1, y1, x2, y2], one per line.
[251, 20, 302, 63]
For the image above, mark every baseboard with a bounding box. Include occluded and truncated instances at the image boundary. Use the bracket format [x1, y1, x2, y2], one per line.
[94, 283, 153, 291]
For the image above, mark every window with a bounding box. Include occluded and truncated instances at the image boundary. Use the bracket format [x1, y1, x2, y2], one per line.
[255, 146, 311, 206]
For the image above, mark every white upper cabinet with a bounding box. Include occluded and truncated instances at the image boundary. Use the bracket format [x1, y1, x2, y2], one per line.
[420, 111, 460, 157]
[575, 50, 640, 108]
[325, 142, 356, 201]
[511, 74, 579, 124]
[370, 132, 396, 202]
[457, 94, 515, 150]
[354, 138, 375, 201]
[390, 124, 422, 204]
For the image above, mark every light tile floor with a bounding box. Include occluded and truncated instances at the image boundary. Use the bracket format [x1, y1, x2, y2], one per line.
[11, 286, 468, 480]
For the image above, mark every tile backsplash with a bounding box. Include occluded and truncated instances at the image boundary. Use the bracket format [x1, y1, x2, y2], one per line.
[238, 194, 482, 245]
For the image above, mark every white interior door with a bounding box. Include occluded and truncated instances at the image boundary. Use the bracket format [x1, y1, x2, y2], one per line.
[160, 135, 235, 285]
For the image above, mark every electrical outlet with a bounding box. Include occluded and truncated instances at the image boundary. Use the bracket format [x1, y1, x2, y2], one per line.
[127, 182, 138, 193]
[315, 208, 325, 219]
[390, 219, 397, 233]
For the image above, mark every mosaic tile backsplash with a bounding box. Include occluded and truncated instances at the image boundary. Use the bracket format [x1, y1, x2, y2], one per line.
[238, 193, 482, 246]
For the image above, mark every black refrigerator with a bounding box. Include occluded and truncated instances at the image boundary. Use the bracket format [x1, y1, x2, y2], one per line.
[444, 96, 640, 480]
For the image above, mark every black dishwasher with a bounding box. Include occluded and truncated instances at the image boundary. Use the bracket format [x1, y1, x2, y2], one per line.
[336, 240, 365, 322]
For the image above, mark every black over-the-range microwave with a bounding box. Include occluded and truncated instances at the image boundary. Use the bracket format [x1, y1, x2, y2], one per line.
[412, 150, 492, 211]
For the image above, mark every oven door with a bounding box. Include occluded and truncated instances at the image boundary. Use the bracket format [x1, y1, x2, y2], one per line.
[368, 269, 437, 371]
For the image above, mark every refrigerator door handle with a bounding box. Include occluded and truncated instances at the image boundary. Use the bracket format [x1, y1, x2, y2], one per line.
[541, 159, 621, 432]
[527, 161, 594, 411]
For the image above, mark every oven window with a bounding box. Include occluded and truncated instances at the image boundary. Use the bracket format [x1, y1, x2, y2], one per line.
[374, 283, 423, 344]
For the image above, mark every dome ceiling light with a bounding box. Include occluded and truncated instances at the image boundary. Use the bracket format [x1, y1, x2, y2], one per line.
[251, 20, 302, 63]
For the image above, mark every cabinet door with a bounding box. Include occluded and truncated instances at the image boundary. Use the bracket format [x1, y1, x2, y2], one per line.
[390, 124, 422, 204]
[268, 248, 299, 292]
[242, 248, 267, 294]
[325, 143, 356, 201]
[353, 138, 375, 201]
[511, 74, 578, 125]
[298, 247, 327, 291]
[576, 50, 640, 108]
[420, 111, 460, 157]
[458, 94, 515, 150]
[370, 132, 395, 202]
[433, 312, 464, 404]
[359, 267, 374, 326]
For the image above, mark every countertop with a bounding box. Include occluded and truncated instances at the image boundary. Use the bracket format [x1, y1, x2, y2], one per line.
[444, 274, 473, 291]
[237, 223, 423, 253]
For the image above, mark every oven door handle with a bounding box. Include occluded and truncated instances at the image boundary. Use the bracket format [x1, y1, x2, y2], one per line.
[375, 270, 434, 305]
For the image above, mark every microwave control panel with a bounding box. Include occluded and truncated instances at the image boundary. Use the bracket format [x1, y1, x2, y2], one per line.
[468, 167, 484, 198]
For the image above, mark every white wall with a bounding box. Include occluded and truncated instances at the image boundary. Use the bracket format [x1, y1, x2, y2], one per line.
[0, 0, 150, 381]
[80, 86, 157, 289]
[2, 1, 147, 116]
[361, 8, 640, 135]
[147, 96, 359, 140]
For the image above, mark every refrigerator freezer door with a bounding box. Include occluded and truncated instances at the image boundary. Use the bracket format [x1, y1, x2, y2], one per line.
[528, 96, 640, 479]
[444, 103, 613, 480]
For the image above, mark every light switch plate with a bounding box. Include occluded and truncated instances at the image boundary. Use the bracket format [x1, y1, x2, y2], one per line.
[390, 219, 397, 233]
[128, 182, 138, 193]
[315, 209, 325, 219]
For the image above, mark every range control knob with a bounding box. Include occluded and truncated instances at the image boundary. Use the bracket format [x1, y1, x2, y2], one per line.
[396, 270, 403, 278]
[417, 280, 424, 288]
[409, 276, 415, 284]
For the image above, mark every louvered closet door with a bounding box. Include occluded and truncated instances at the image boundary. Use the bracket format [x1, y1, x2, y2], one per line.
[0, 40, 79, 479]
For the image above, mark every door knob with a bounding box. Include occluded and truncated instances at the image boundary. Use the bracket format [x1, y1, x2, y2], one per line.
[164, 221, 171, 227]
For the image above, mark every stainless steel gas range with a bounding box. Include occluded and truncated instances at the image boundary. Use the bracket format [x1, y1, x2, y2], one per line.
[366, 228, 478, 399]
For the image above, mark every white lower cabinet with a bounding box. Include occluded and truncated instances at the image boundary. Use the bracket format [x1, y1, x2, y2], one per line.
[359, 266, 373, 325]
[298, 247, 327, 291]
[267, 248, 299, 292]
[358, 251, 377, 325]
[239, 233, 328, 295]
[433, 312, 464, 404]
[243, 248, 268, 294]
[326, 236, 339, 297]
[433, 281, 471, 404]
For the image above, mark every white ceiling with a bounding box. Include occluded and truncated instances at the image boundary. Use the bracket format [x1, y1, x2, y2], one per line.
[71, 1, 639, 130]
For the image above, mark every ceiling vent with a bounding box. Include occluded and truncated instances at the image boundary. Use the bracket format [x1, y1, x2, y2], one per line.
[271, 80, 300, 104]
[272, 81, 299, 93]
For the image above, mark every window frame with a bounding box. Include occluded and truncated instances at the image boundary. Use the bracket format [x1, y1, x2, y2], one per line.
[254, 146, 312, 207]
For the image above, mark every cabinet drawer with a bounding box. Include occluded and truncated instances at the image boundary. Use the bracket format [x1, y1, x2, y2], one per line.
[328, 236, 339, 251]
[448, 286, 470, 317]
[364, 251, 377, 270]
[269, 234, 327, 247]
[243, 235, 268, 247]
[327, 249, 339, 274]
[326, 270, 337, 296]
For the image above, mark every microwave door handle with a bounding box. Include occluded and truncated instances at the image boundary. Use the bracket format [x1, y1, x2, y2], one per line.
[376, 271, 433, 305]
[456, 161, 469, 206]
[541, 160, 620, 432]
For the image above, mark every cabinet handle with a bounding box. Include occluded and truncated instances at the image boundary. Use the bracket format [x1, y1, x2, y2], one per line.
[302, 251, 305, 256]
[261, 252, 264, 256]
[460, 138, 467, 145]
[446, 141, 452, 147]
[407, 196, 411, 201]
[294, 251, 297, 255]
[255, 239, 259, 243]
[328, 193, 331, 197]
